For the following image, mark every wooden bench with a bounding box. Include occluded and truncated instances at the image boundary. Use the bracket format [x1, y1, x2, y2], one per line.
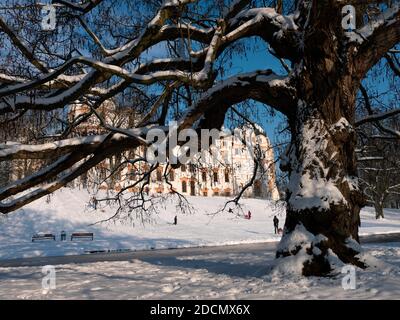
[32, 233, 56, 242]
[71, 232, 94, 241]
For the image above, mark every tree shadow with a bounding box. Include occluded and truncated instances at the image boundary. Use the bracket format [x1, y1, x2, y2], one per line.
[139, 251, 276, 279]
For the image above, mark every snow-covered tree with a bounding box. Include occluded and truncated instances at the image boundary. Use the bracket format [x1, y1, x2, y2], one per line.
[356, 62, 400, 218]
[358, 139, 400, 218]
[0, 0, 400, 275]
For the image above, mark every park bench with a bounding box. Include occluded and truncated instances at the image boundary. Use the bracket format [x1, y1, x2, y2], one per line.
[71, 232, 94, 241]
[32, 233, 56, 242]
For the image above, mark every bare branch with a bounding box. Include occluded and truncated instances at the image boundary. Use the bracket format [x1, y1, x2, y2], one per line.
[354, 3, 400, 77]
[0, 17, 48, 73]
[356, 108, 400, 126]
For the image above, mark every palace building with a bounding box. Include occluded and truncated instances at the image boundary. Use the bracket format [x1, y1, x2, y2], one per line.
[69, 101, 280, 200]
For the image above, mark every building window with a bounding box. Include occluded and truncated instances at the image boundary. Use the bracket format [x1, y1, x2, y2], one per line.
[224, 169, 230, 183]
[181, 164, 186, 172]
[156, 169, 162, 182]
[99, 167, 107, 181]
[190, 181, 195, 196]
[203, 191, 208, 196]
[202, 171, 207, 182]
[182, 181, 187, 193]
[235, 148, 240, 155]
[254, 180, 262, 197]
[189, 164, 196, 173]
[213, 171, 218, 183]
[169, 169, 175, 181]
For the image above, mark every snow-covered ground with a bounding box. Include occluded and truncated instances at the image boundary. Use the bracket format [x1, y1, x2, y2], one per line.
[0, 187, 399, 260]
[1, 242, 400, 299]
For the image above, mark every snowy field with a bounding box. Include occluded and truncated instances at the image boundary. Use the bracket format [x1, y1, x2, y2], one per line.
[0, 187, 399, 260]
[0, 242, 400, 299]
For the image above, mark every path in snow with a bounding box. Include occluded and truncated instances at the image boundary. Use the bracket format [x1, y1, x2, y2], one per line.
[1, 241, 400, 299]
[1, 232, 400, 268]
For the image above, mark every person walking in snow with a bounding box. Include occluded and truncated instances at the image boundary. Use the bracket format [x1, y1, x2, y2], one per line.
[173, 215, 177, 225]
[273, 216, 279, 234]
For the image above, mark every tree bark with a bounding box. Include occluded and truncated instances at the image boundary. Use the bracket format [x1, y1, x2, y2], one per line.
[279, 101, 367, 275]
[374, 202, 385, 219]
[276, 7, 368, 274]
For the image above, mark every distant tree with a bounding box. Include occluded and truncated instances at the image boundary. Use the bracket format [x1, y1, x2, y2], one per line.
[356, 71, 400, 219]
[358, 138, 400, 219]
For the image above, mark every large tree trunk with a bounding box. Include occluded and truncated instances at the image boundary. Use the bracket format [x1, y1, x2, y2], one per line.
[274, 3, 373, 276]
[275, 13, 370, 273]
[278, 101, 366, 275]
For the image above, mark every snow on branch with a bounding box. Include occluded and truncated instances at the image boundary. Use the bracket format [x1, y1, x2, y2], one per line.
[356, 108, 400, 126]
[0, 0, 205, 115]
[0, 0, 300, 117]
[347, 3, 400, 45]
[353, 3, 400, 76]
[177, 70, 296, 128]
[189, 6, 300, 61]
[0, 130, 150, 213]
[227, 7, 299, 56]
[0, 148, 111, 214]
[0, 128, 148, 161]
[0, 134, 109, 160]
[0, 153, 86, 202]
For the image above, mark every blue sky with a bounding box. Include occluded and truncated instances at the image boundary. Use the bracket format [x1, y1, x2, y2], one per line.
[221, 38, 288, 146]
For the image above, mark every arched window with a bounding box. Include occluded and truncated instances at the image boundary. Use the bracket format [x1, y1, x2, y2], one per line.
[213, 171, 218, 183]
[182, 181, 187, 193]
[190, 180, 195, 196]
[224, 169, 230, 183]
